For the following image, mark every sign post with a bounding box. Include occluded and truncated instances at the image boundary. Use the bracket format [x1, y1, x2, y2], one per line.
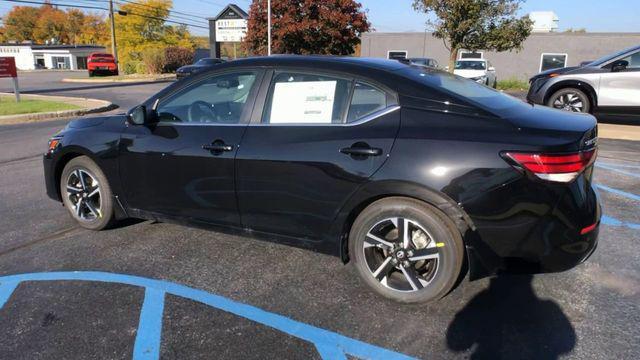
[0, 57, 20, 102]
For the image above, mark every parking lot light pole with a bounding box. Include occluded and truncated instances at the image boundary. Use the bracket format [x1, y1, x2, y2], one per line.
[267, 0, 271, 56]
[109, 0, 119, 64]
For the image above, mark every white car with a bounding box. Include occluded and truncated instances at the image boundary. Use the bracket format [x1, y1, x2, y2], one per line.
[453, 59, 497, 88]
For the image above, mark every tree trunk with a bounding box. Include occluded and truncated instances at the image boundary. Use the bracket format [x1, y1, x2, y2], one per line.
[448, 48, 458, 74]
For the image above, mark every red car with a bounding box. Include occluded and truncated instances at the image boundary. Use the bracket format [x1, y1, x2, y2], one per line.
[87, 53, 118, 76]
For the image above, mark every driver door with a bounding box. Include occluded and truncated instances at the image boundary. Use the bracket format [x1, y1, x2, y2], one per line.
[119, 70, 264, 226]
[599, 49, 640, 107]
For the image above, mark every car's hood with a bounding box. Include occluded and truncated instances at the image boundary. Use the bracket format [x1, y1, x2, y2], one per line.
[67, 115, 126, 129]
[453, 69, 486, 79]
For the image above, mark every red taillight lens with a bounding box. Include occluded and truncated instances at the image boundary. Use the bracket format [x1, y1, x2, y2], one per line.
[504, 149, 596, 182]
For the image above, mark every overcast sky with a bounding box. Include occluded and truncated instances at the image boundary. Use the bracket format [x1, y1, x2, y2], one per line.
[0, 0, 637, 37]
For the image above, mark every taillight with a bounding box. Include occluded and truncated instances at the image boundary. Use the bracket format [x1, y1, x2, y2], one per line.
[504, 149, 596, 183]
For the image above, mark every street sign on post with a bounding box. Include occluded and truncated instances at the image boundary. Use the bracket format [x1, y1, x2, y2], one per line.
[0, 57, 20, 102]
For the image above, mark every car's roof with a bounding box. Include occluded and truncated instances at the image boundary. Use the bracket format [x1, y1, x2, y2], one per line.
[225, 55, 407, 71]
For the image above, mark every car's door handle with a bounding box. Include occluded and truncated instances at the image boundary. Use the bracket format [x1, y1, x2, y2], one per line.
[202, 143, 234, 152]
[340, 146, 382, 157]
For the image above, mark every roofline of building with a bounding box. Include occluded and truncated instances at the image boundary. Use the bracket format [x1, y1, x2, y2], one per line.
[207, 3, 248, 20]
[0, 44, 105, 49]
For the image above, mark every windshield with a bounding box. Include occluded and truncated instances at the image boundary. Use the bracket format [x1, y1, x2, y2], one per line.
[587, 45, 640, 66]
[398, 67, 529, 114]
[409, 58, 428, 65]
[455, 61, 486, 70]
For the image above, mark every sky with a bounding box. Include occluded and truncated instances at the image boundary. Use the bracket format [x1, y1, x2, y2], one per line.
[0, 0, 638, 36]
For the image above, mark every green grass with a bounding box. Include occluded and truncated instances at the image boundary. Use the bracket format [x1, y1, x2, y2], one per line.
[0, 95, 80, 116]
[496, 78, 530, 91]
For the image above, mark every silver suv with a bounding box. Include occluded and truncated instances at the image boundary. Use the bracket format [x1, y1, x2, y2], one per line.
[527, 45, 640, 117]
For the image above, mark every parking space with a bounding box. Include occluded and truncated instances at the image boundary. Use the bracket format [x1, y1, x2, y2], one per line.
[0, 73, 639, 359]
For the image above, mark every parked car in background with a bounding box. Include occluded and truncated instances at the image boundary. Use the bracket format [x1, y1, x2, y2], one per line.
[407, 57, 439, 68]
[176, 57, 226, 79]
[87, 53, 118, 77]
[453, 59, 497, 88]
[528, 44, 640, 116]
[44, 56, 600, 304]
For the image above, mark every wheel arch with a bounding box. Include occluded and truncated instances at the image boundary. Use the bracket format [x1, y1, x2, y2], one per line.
[333, 180, 475, 264]
[544, 80, 598, 112]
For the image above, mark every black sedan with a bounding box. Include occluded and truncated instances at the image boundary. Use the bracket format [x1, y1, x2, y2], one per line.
[44, 56, 600, 304]
[175, 57, 225, 79]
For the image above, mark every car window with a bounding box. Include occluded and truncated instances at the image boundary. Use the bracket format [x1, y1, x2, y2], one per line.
[455, 61, 486, 70]
[398, 67, 530, 114]
[263, 72, 351, 124]
[156, 72, 257, 124]
[347, 82, 387, 123]
[620, 50, 640, 69]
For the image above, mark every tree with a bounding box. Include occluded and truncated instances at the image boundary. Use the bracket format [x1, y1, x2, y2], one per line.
[77, 13, 110, 45]
[244, 0, 371, 56]
[1, 6, 40, 42]
[412, 0, 533, 72]
[33, 5, 69, 44]
[113, 0, 196, 73]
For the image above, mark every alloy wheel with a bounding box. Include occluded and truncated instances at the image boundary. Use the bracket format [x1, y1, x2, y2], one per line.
[363, 217, 441, 292]
[65, 169, 102, 221]
[552, 92, 585, 112]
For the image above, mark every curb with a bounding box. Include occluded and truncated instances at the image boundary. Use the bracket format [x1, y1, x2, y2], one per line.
[0, 93, 117, 125]
[61, 75, 175, 83]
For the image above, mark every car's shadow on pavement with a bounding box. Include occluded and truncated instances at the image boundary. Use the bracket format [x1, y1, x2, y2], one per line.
[446, 274, 576, 360]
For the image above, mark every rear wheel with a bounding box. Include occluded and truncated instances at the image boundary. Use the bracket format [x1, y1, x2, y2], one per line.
[60, 156, 115, 230]
[88, 70, 94, 77]
[547, 88, 591, 113]
[349, 197, 464, 303]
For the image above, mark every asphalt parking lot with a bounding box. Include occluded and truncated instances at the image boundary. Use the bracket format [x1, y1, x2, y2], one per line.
[0, 72, 639, 359]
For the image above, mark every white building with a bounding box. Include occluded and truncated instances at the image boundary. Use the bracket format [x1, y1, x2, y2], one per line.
[529, 11, 559, 33]
[0, 43, 106, 70]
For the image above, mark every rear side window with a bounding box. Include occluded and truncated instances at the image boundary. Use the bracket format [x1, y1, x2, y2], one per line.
[347, 82, 387, 123]
[263, 72, 351, 124]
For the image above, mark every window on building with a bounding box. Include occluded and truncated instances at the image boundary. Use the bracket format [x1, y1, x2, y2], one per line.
[540, 53, 568, 72]
[77, 56, 88, 70]
[52, 56, 70, 70]
[387, 51, 407, 60]
[460, 51, 483, 59]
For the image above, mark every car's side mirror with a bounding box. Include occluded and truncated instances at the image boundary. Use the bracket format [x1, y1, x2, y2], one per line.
[611, 59, 629, 72]
[127, 105, 147, 125]
[488, 67, 496, 72]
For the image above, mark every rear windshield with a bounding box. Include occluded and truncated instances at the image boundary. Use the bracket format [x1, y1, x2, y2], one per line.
[91, 53, 113, 58]
[455, 61, 486, 70]
[397, 67, 529, 114]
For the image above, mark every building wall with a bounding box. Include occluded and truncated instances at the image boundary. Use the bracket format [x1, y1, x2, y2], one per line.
[361, 32, 640, 80]
[0, 46, 35, 70]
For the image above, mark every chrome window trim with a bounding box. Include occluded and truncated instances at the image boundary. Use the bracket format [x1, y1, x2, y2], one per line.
[155, 105, 400, 127]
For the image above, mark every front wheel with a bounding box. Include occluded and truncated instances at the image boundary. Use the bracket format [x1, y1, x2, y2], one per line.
[60, 156, 115, 230]
[349, 197, 464, 304]
[547, 88, 591, 113]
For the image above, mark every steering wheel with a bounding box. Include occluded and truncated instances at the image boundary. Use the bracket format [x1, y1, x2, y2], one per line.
[187, 100, 216, 123]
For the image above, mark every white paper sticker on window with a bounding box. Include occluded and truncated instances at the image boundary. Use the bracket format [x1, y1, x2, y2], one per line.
[270, 81, 337, 123]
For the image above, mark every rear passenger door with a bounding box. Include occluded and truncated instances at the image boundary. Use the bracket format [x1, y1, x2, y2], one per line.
[235, 71, 400, 241]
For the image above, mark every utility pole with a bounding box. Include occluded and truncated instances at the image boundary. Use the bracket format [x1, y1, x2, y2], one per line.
[109, 0, 119, 64]
[267, 0, 271, 56]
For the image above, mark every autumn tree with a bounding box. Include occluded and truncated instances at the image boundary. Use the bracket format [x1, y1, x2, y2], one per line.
[33, 5, 69, 43]
[113, 0, 196, 73]
[1, 6, 40, 42]
[244, 0, 370, 56]
[412, 0, 533, 72]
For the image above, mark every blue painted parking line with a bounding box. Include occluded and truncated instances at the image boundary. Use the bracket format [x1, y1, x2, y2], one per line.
[595, 184, 640, 202]
[596, 164, 640, 179]
[0, 271, 415, 360]
[601, 215, 640, 230]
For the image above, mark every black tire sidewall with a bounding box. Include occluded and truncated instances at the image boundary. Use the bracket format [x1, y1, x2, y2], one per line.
[60, 156, 114, 230]
[548, 88, 591, 113]
[349, 197, 464, 304]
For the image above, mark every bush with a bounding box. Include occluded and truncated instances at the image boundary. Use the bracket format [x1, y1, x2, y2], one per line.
[122, 60, 142, 75]
[497, 78, 530, 91]
[163, 46, 195, 73]
[141, 47, 166, 74]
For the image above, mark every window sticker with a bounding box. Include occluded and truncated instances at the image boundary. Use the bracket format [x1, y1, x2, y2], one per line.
[270, 81, 337, 123]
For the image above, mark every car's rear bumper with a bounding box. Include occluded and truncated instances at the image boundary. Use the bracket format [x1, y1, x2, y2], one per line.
[465, 170, 601, 276]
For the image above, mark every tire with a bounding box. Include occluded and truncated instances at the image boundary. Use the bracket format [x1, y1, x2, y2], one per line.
[88, 71, 94, 77]
[493, 78, 497, 89]
[349, 197, 464, 304]
[547, 87, 591, 113]
[60, 156, 115, 230]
